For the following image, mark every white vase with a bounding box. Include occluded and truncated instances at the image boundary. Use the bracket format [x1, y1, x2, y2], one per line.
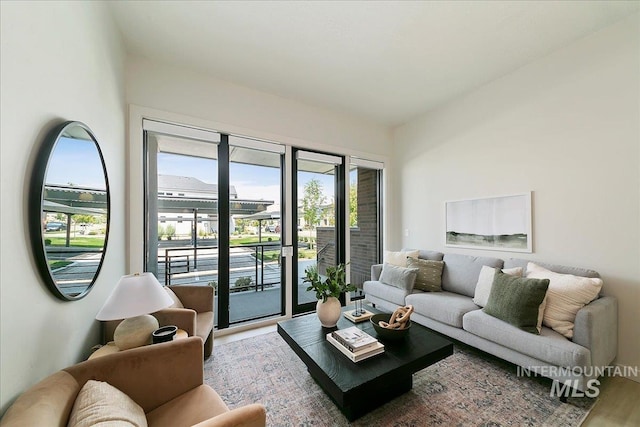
[316, 296, 341, 328]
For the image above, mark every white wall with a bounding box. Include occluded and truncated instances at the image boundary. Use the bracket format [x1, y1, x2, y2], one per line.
[392, 14, 639, 374]
[126, 56, 391, 158]
[0, 2, 125, 414]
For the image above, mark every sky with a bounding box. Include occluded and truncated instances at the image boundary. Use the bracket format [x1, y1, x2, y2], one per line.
[46, 137, 107, 189]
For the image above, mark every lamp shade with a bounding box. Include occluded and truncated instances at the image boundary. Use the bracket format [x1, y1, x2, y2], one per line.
[96, 272, 173, 321]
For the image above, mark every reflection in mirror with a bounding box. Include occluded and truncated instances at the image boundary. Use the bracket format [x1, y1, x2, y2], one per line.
[30, 121, 110, 300]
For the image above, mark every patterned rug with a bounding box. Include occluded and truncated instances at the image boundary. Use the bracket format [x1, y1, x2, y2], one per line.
[204, 332, 595, 426]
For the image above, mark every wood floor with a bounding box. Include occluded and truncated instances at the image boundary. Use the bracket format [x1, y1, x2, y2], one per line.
[216, 326, 640, 426]
[581, 375, 640, 426]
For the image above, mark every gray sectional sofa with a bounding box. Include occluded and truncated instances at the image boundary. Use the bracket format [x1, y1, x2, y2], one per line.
[363, 250, 618, 392]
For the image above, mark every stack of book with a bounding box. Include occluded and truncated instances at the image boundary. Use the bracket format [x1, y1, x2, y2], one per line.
[326, 326, 384, 362]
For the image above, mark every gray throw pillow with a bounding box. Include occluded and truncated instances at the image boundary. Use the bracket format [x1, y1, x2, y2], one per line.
[483, 270, 550, 334]
[407, 257, 444, 292]
[379, 263, 419, 291]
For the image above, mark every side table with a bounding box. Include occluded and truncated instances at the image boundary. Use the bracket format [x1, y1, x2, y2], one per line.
[89, 329, 187, 360]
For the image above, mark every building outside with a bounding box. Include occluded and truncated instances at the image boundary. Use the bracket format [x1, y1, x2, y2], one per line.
[156, 174, 274, 242]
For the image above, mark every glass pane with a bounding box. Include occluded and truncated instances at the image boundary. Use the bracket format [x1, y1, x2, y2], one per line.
[349, 165, 382, 289]
[146, 132, 220, 325]
[296, 158, 337, 306]
[229, 145, 282, 323]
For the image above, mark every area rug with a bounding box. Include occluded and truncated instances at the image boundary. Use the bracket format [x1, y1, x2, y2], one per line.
[204, 332, 595, 426]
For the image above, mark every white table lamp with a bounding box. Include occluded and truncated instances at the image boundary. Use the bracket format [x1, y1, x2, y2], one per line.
[96, 272, 173, 350]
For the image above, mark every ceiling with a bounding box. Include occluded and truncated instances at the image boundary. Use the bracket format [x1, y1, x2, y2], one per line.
[108, 1, 639, 127]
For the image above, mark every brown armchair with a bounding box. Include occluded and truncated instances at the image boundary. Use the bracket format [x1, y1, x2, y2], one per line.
[1, 337, 266, 427]
[103, 285, 215, 358]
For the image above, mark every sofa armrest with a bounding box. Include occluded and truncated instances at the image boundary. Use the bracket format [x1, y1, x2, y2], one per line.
[573, 296, 617, 368]
[192, 404, 267, 427]
[153, 308, 197, 336]
[169, 285, 214, 314]
[371, 264, 383, 281]
[64, 337, 204, 413]
[0, 371, 80, 427]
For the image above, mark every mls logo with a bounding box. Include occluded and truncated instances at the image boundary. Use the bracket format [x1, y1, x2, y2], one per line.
[550, 379, 600, 398]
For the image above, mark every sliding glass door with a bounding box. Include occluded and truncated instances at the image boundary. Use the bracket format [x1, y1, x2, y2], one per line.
[144, 123, 286, 329]
[227, 137, 284, 323]
[293, 149, 345, 314]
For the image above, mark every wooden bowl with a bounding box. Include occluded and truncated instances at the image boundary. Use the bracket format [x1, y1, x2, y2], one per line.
[370, 313, 411, 341]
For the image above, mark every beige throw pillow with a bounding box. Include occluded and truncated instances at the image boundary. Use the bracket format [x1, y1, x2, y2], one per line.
[68, 380, 148, 427]
[164, 287, 184, 308]
[526, 262, 603, 338]
[407, 257, 444, 292]
[384, 250, 419, 267]
[473, 266, 524, 307]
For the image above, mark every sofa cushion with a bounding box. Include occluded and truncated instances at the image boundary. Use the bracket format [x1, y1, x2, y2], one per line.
[68, 380, 147, 427]
[441, 254, 503, 297]
[503, 258, 600, 279]
[406, 291, 480, 328]
[463, 310, 591, 368]
[146, 384, 228, 427]
[473, 266, 524, 307]
[363, 281, 410, 306]
[483, 271, 549, 334]
[526, 262, 603, 338]
[414, 249, 445, 261]
[379, 263, 419, 291]
[407, 257, 444, 292]
[384, 250, 419, 267]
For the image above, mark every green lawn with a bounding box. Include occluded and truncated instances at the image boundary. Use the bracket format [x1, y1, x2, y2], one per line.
[258, 250, 281, 261]
[49, 260, 72, 269]
[46, 236, 105, 248]
[230, 235, 281, 245]
[298, 249, 316, 259]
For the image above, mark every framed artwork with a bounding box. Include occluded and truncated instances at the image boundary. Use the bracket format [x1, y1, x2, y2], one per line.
[445, 192, 532, 253]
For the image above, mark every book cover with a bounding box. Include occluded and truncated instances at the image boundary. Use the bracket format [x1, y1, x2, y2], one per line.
[331, 326, 378, 352]
[326, 333, 384, 362]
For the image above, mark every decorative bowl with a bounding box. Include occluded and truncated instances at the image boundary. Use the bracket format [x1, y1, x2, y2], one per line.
[370, 313, 411, 341]
[152, 325, 178, 344]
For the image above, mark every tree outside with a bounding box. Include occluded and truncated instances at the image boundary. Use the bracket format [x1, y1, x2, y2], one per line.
[302, 178, 325, 230]
[350, 180, 357, 227]
[300, 179, 357, 228]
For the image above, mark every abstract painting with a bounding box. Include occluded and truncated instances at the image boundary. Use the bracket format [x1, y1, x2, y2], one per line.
[445, 192, 532, 253]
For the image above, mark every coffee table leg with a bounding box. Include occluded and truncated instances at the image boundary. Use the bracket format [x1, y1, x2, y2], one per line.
[342, 375, 413, 421]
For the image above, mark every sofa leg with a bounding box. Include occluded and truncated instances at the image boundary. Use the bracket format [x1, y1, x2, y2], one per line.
[204, 329, 214, 359]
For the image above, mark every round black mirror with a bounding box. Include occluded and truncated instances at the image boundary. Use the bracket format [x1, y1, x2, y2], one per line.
[29, 121, 110, 300]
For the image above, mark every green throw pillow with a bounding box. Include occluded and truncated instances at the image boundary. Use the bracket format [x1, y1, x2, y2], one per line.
[483, 270, 550, 334]
[407, 257, 444, 292]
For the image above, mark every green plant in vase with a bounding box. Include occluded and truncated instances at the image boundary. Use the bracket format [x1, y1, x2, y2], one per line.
[304, 263, 355, 302]
[304, 263, 355, 327]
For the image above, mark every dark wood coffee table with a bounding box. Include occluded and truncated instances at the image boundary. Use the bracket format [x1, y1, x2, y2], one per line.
[277, 306, 453, 421]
